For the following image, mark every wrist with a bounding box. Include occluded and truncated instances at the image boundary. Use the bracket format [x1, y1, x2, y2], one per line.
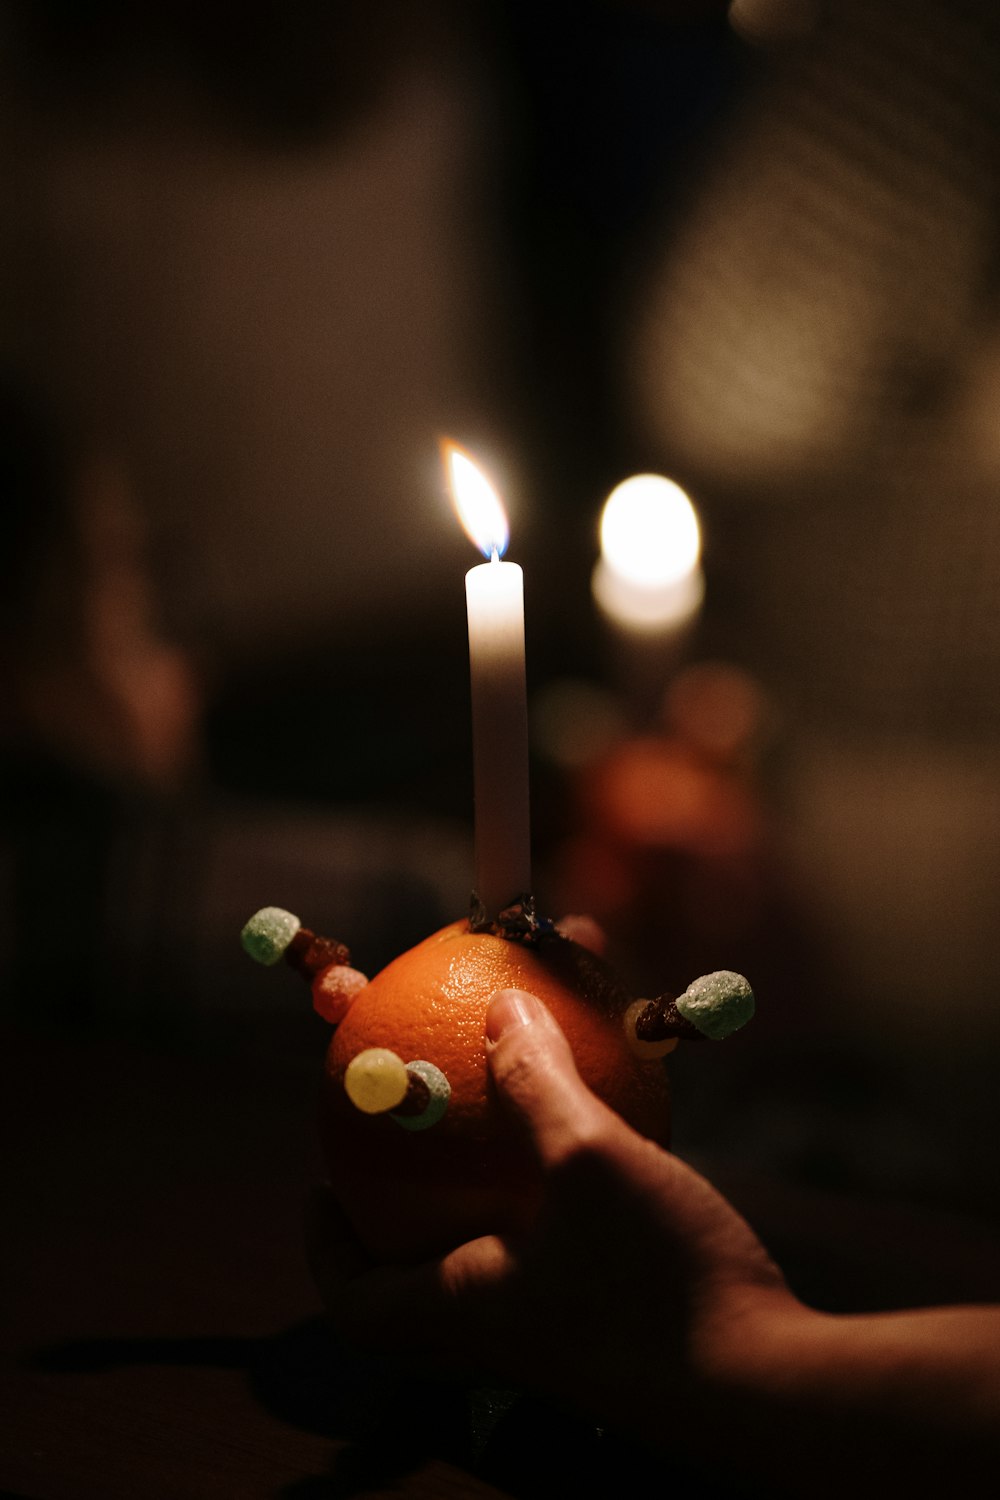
[594, 1276, 815, 1461]
[696, 1276, 817, 1389]
[677, 1279, 823, 1460]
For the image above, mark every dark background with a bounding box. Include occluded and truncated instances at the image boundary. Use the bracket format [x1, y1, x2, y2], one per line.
[3, 2, 1000, 1492]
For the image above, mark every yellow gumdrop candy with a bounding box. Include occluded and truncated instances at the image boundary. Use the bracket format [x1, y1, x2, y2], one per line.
[344, 1048, 409, 1114]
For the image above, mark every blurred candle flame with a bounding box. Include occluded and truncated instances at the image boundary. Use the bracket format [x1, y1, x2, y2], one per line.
[443, 441, 509, 558]
[594, 474, 704, 632]
[600, 474, 700, 586]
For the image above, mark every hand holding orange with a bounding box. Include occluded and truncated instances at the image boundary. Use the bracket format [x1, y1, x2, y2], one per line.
[241, 907, 752, 1263]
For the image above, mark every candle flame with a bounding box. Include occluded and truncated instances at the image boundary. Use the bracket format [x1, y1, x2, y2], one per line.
[443, 441, 510, 559]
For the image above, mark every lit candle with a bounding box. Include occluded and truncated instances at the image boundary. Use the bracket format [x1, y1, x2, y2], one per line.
[592, 473, 704, 634]
[445, 443, 531, 919]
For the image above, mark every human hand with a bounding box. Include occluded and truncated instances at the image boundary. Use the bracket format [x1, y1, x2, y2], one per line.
[306, 985, 799, 1448]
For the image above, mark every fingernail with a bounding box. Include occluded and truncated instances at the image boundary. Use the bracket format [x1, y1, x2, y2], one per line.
[486, 988, 545, 1043]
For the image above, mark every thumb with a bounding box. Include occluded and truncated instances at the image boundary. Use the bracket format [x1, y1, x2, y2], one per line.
[485, 989, 608, 1169]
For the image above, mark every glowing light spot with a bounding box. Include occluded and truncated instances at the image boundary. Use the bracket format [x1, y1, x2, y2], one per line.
[594, 474, 703, 632]
[600, 475, 700, 587]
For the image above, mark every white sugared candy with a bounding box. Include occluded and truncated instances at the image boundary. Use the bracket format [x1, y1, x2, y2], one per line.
[678, 971, 755, 1040]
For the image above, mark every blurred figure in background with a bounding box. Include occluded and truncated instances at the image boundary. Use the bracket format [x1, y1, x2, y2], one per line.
[0, 381, 202, 1019]
[0, 387, 201, 792]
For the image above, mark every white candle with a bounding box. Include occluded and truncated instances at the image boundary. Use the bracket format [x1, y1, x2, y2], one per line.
[466, 555, 531, 914]
[445, 444, 531, 917]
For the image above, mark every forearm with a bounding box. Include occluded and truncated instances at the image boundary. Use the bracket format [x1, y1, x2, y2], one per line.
[687, 1294, 1000, 1496]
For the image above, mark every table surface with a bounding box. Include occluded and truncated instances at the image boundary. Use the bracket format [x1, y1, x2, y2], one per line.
[4, 1019, 1000, 1500]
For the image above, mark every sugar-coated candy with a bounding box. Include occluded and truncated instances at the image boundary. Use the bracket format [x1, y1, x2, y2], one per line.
[312, 964, 369, 1025]
[392, 1060, 451, 1131]
[241, 906, 301, 966]
[677, 971, 755, 1040]
[623, 999, 679, 1060]
[344, 1048, 409, 1114]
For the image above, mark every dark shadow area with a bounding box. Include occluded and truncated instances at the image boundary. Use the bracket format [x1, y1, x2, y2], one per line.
[22, 1319, 492, 1468]
[26, 1318, 766, 1500]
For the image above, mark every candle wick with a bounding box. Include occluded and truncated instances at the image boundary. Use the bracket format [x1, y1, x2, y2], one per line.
[490, 546, 500, 564]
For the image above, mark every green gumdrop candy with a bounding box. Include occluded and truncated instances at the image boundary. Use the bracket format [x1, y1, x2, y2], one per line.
[676, 971, 755, 1041]
[241, 906, 301, 966]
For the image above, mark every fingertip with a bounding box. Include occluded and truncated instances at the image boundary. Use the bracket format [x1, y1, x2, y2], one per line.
[485, 987, 551, 1045]
[483, 988, 599, 1168]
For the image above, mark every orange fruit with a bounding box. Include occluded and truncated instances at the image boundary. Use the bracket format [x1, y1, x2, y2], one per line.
[321, 919, 672, 1263]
